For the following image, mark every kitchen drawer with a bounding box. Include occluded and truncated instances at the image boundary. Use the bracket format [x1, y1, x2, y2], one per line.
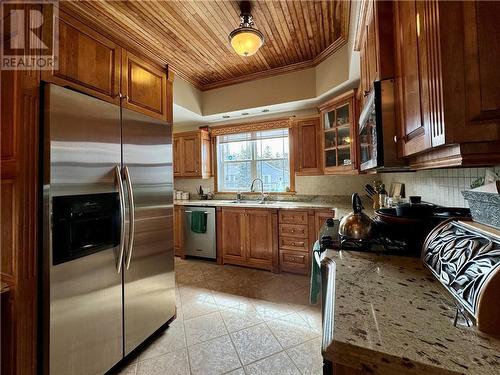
[279, 250, 309, 275]
[279, 210, 308, 225]
[279, 224, 308, 238]
[279, 236, 309, 252]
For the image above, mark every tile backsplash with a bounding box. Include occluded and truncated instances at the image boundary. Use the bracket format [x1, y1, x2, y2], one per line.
[381, 166, 500, 207]
[174, 166, 500, 208]
[174, 174, 374, 197]
[174, 177, 215, 197]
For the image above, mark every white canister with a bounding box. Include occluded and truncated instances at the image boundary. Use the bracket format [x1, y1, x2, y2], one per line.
[182, 192, 190, 200]
[175, 191, 183, 200]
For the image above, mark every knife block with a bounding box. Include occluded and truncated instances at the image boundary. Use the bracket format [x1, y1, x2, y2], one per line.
[422, 219, 500, 334]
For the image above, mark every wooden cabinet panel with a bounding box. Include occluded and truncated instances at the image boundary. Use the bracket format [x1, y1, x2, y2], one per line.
[279, 250, 309, 275]
[278, 208, 314, 275]
[174, 205, 184, 257]
[366, 5, 378, 93]
[448, 1, 500, 144]
[42, 11, 121, 104]
[1, 48, 39, 375]
[122, 50, 168, 121]
[173, 130, 212, 179]
[279, 224, 308, 239]
[220, 208, 246, 262]
[356, 0, 394, 107]
[246, 209, 274, 264]
[173, 137, 182, 176]
[394, 0, 430, 156]
[395, 0, 500, 166]
[200, 132, 212, 177]
[220, 208, 277, 272]
[464, 2, 500, 122]
[295, 117, 322, 175]
[279, 210, 308, 225]
[181, 135, 200, 176]
[279, 237, 309, 253]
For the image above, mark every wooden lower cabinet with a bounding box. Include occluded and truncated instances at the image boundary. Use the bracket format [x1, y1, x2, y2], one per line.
[279, 250, 310, 275]
[174, 205, 184, 258]
[216, 207, 336, 275]
[220, 208, 246, 263]
[220, 208, 278, 272]
[278, 208, 336, 276]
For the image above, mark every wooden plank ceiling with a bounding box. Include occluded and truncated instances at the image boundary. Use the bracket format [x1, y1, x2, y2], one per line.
[62, 1, 350, 90]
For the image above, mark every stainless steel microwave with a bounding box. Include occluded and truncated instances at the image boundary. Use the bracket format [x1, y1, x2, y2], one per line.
[358, 79, 407, 172]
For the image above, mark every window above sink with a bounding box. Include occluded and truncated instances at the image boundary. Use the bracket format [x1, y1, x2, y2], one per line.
[215, 128, 291, 193]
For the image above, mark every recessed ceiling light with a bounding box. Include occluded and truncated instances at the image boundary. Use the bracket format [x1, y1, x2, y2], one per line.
[241, 112, 249, 116]
[222, 115, 230, 119]
[262, 109, 270, 113]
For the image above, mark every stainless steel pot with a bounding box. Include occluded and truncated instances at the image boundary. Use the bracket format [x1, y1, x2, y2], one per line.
[339, 193, 375, 241]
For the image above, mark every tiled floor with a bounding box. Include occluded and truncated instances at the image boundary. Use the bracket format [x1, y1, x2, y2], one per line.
[114, 257, 323, 375]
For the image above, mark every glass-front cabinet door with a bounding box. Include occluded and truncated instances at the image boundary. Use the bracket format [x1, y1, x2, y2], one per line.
[319, 90, 358, 174]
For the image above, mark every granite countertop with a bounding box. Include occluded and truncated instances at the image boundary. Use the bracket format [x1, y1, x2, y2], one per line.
[173, 199, 358, 218]
[320, 250, 500, 374]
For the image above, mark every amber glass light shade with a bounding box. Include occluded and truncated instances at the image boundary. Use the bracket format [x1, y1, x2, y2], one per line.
[229, 27, 264, 57]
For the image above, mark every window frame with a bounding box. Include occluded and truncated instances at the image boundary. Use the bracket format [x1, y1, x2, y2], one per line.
[211, 117, 296, 194]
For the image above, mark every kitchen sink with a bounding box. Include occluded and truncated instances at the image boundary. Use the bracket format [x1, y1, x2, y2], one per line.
[227, 200, 276, 205]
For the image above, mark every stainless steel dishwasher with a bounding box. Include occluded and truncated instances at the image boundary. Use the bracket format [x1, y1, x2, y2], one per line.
[183, 206, 216, 259]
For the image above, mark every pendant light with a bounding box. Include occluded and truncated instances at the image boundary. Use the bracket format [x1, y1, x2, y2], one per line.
[229, 1, 264, 57]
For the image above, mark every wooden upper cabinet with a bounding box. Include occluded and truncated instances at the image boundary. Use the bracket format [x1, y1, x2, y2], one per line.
[173, 130, 212, 179]
[173, 137, 182, 176]
[393, 0, 500, 167]
[295, 117, 322, 175]
[181, 134, 200, 176]
[450, 1, 500, 142]
[121, 50, 169, 122]
[355, 0, 394, 105]
[318, 90, 359, 175]
[42, 11, 173, 122]
[42, 11, 121, 104]
[393, 0, 431, 156]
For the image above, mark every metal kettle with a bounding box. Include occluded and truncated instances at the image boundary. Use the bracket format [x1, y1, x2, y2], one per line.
[339, 193, 375, 241]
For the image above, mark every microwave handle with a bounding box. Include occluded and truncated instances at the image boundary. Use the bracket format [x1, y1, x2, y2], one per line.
[123, 166, 135, 270]
[115, 165, 126, 273]
[321, 257, 336, 351]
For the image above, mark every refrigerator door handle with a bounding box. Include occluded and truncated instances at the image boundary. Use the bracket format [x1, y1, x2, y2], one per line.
[124, 166, 135, 270]
[115, 165, 126, 273]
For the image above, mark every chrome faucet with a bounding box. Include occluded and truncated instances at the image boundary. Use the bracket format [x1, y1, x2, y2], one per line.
[250, 178, 268, 203]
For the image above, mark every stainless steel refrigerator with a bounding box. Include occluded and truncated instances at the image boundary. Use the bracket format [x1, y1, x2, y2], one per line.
[41, 84, 175, 375]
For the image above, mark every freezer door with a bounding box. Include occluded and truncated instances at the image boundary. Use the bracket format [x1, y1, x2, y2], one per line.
[122, 108, 175, 354]
[43, 84, 123, 375]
